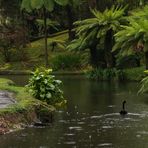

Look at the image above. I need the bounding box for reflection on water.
[0,75,148,148]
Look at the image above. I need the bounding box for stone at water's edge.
[0,91,16,108]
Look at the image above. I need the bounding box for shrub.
[86,67,145,81]
[50,53,82,71]
[116,69,126,81]
[86,68,125,81]
[86,68,104,80]
[103,68,116,80]
[26,69,64,105]
[86,68,115,80]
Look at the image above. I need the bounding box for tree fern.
[67,6,126,68]
[113,4,148,69]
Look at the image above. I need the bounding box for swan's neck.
[123,102,125,110]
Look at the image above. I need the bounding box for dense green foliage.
[86,68,125,81]
[67,6,126,68]
[21,0,68,12]
[26,69,64,104]
[1,0,148,85]
[87,67,145,81]
[113,4,148,69]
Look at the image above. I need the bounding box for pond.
[0,75,148,148]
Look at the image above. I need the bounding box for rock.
[0,91,16,109]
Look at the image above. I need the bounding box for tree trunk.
[145,51,148,69]
[3,47,10,62]
[89,42,99,68]
[43,7,48,68]
[104,29,114,68]
[66,5,75,40]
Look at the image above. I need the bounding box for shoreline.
[0,70,85,75]
[0,78,55,135]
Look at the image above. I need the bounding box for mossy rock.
[36,106,55,123]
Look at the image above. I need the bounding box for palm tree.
[67,6,126,68]
[21,0,68,67]
[113,5,148,69]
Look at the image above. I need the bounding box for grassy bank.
[0,78,55,134]
[0,31,69,71]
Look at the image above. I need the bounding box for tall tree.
[64,0,83,40]
[21,0,68,67]
[113,5,148,69]
[67,6,126,68]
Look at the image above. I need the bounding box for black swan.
[120,100,127,115]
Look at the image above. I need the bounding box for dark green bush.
[86,68,125,81]
[116,69,126,81]
[86,67,145,81]
[26,69,64,105]
[103,68,116,80]
[50,53,82,71]
[86,68,104,80]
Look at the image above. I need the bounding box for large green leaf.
[31,0,44,9]
[21,0,32,12]
[54,0,69,6]
[44,0,55,11]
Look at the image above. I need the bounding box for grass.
[25,31,69,68]
[0,30,89,72]
[0,78,55,115]
[0,31,69,71]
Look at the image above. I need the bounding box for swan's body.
[120,100,127,115]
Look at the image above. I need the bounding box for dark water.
[1,75,148,148]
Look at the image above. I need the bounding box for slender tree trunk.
[89,42,99,68]
[4,47,10,62]
[66,5,75,40]
[145,51,148,69]
[43,7,48,67]
[104,29,114,68]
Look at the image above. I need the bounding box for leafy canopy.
[113,4,148,56]
[21,0,69,12]
[67,6,126,51]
